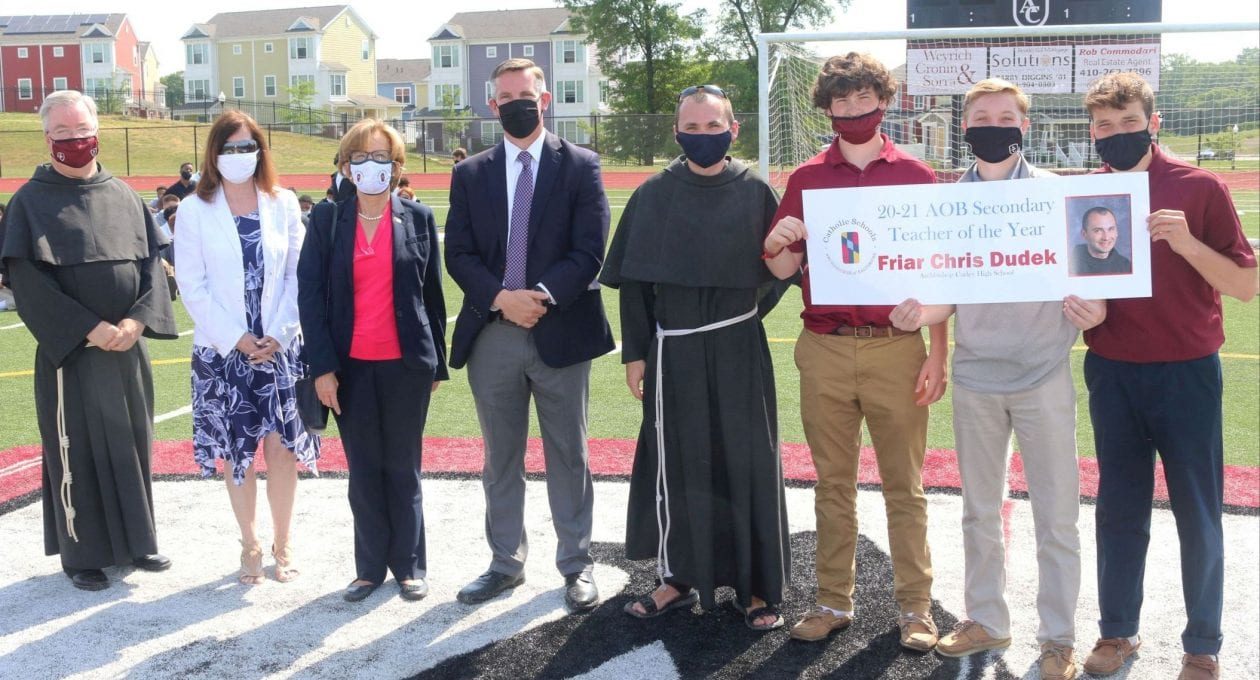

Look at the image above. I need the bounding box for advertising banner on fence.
[802,173,1152,305]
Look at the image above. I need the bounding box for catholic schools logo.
[1014,0,1049,27]
[823,217,877,274]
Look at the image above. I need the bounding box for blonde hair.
[963,78,1030,118]
[40,90,98,131]
[337,119,407,190]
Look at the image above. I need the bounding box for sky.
[17,0,1260,76]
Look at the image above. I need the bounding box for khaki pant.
[954,362,1081,644]
[796,328,932,613]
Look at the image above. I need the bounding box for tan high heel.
[272,543,298,583]
[240,541,264,585]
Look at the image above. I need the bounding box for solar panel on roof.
[85,14,109,24]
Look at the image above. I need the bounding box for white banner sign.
[906,47,986,95]
[1074,43,1161,92]
[988,46,1074,93]
[802,173,1152,305]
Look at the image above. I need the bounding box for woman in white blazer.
[174,111,319,585]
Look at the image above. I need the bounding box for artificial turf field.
[0,184,1257,680]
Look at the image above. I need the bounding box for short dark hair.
[1084,72,1155,119]
[155,185,167,193]
[298,194,314,205]
[1081,206,1115,231]
[179,161,193,171]
[812,52,898,110]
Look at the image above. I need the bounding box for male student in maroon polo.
[763,52,948,651]
[1078,72,1257,680]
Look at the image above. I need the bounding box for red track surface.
[2,438,1257,508]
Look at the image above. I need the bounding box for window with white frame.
[435,83,461,108]
[186,79,210,101]
[17,78,33,99]
[361,39,370,60]
[86,43,110,65]
[17,47,28,58]
[557,40,583,64]
[599,80,609,104]
[481,121,504,146]
[913,95,927,111]
[329,73,346,98]
[485,80,494,102]
[555,119,587,143]
[53,46,64,57]
[264,42,274,53]
[290,74,315,88]
[289,37,311,60]
[185,43,208,65]
[53,77,68,90]
[556,80,584,104]
[233,76,245,98]
[485,46,497,58]
[264,75,277,97]
[233,44,242,55]
[433,44,459,69]
[522,44,534,57]
[83,78,109,98]
[394,87,411,105]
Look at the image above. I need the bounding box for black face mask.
[675,130,732,169]
[180,170,193,181]
[498,98,541,139]
[964,126,1023,163]
[1094,129,1152,171]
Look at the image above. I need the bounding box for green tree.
[436,90,471,151]
[563,0,706,164]
[281,79,327,132]
[718,0,839,63]
[160,71,184,108]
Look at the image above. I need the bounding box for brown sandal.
[272,544,298,583]
[240,541,264,585]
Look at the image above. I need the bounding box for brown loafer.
[936,620,1011,657]
[1177,654,1220,680]
[1084,637,1141,676]
[790,607,853,641]
[898,612,939,652]
[1039,642,1078,680]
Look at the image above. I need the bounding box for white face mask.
[216,151,258,184]
[349,160,393,195]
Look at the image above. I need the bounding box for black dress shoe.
[457,570,524,604]
[343,581,379,602]
[399,578,429,601]
[564,572,599,612]
[133,554,172,572]
[64,567,110,591]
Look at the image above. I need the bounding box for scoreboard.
[907,0,1162,29]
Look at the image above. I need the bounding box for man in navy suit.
[445,58,614,613]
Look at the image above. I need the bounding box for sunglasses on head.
[221,139,259,155]
[678,85,726,101]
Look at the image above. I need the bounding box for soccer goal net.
[758,22,1260,213]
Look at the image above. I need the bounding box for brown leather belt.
[830,324,916,338]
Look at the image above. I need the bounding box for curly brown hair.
[811,52,898,111]
[1084,72,1154,119]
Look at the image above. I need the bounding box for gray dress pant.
[467,320,594,578]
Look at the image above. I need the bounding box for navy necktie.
[504,150,533,290]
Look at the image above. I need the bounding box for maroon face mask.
[50,135,99,168]
[830,108,885,144]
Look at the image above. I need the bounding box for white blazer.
[174,185,305,358]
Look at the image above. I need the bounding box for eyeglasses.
[221,140,259,155]
[678,85,726,101]
[349,151,394,164]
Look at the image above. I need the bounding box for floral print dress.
[191,211,319,484]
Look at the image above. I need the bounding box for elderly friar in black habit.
[0,91,177,591]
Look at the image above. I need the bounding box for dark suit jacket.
[330,171,357,203]
[298,194,449,381]
[444,132,614,369]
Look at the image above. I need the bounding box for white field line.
[178,330,194,337]
[154,405,192,423]
[0,321,25,330]
[0,457,40,478]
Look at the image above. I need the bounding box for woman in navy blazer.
[175,111,320,586]
[297,120,448,602]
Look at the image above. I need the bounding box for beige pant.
[952,361,1080,644]
[796,328,933,614]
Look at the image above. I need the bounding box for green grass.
[1,193,1257,467]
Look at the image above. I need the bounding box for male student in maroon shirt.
[1078,72,1257,680]
[763,52,947,652]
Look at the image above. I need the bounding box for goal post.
[756,21,1260,212]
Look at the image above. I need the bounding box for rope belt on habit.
[56,366,78,542]
[652,306,758,579]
